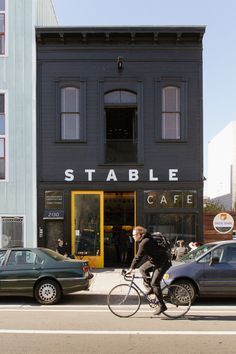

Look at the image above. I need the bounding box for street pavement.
[1,269,236,353]
[88,268,128,294]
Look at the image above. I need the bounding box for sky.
[53,0,236,194]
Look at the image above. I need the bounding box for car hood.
[165,261,201,279]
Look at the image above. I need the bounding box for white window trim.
[0,0,8,57]
[0,89,8,182]
[0,214,25,248]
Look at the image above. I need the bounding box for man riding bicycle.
[126,226,171,315]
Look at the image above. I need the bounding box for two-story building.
[36,26,205,267]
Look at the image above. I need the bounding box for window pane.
[104,90,137,104]
[0,34,4,54]
[0,0,5,11]
[0,159,4,178]
[162,86,180,111]
[61,113,80,139]
[0,94,4,112]
[0,14,4,33]
[120,91,137,104]
[0,114,5,134]
[2,217,24,247]
[162,113,180,139]
[74,194,101,256]
[0,138,4,156]
[61,87,79,112]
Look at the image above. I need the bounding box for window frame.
[98,80,144,165]
[155,78,187,142]
[0,215,25,248]
[0,90,7,181]
[55,79,86,143]
[0,0,6,56]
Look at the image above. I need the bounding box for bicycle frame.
[123,272,169,301]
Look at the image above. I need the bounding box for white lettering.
[65,169,74,182]
[147,195,154,204]
[129,169,139,181]
[85,169,95,181]
[160,195,167,204]
[187,195,193,204]
[169,169,178,181]
[174,195,180,204]
[149,169,158,181]
[106,169,117,181]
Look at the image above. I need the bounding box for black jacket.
[130,233,169,269]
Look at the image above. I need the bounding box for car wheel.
[174,280,197,303]
[34,279,61,305]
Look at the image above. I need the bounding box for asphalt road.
[0,294,236,354]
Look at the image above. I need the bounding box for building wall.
[0,0,57,247]
[36,28,205,263]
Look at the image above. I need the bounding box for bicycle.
[107,269,191,319]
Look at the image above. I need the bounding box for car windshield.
[180,243,216,263]
[41,248,67,261]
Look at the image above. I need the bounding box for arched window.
[61,87,80,140]
[104,90,137,105]
[162,86,180,139]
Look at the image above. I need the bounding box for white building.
[208,121,236,210]
[0,0,57,248]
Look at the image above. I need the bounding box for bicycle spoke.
[107,284,141,318]
[162,284,191,319]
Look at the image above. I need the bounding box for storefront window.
[74,194,101,256]
[145,213,196,246]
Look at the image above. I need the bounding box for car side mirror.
[209,256,219,266]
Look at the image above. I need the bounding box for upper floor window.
[162,86,180,139]
[0,93,5,179]
[104,90,138,164]
[61,87,80,140]
[0,0,5,55]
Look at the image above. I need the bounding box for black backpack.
[151,232,171,259]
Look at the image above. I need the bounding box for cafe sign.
[144,190,197,209]
[213,213,234,234]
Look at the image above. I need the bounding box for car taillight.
[83,265,89,273]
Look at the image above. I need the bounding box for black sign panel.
[45,191,64,209]
[144,190,197,209]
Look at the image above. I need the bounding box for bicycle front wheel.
[162,284,191,319]
[107,284,141,318]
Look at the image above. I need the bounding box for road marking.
[0,329,236,335]
[0,308,236,314]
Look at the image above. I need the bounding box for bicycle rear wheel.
[162,284,191,319]
[107,284,141,318]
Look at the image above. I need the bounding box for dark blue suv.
[163,241,236,303]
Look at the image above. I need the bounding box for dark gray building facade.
[36,26,205,268]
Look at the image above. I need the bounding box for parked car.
[163,240,236,303]
[0,247,93,305]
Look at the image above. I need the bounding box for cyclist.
[126,226,171,315]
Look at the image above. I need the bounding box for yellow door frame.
[71,191,104,268]
[71,190,136,268]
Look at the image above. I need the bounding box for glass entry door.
[71,191,104,268]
